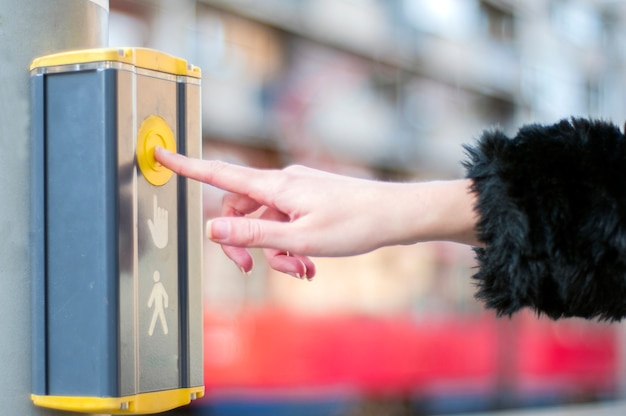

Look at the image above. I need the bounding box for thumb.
[206,217,292,251]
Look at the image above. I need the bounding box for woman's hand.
[155,147,479,280]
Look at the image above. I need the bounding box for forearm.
[380,179,480,247]
[418,179,480,246]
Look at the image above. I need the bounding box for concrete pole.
[0,0,108,414]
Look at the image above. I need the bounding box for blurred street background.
[109,1,626,414]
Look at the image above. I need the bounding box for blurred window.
[479,1,515,42]
[403,0,481,39]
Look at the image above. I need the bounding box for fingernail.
[206,219,229,240]
[306,275,314,282]
[154,146,169,156]
[240,266,252,276]
[288,272,303,280]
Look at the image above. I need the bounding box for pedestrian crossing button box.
[30,47,204,414]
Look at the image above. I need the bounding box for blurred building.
[109,1,626,414]
[108,0,626,314]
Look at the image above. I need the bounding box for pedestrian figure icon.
[147,270,169,336]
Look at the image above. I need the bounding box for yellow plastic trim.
[29,47,201,78]
[31,386,204,415]
[136,115,176,186]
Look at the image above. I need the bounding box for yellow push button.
[137,115,176,186]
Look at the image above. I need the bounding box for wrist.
[383,179,479,247]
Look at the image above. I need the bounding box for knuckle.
[266,164,308,192]
[221,193,238,215]
[241,220,264,246]
[283,164,307,174]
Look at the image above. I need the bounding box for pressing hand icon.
[148,194,169,249]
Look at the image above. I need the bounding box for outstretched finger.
[155,147,276,199]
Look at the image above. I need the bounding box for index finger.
[154,146,273,196]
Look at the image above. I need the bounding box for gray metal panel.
[45,69,119,397]
[175,81,191,388]
[181,81,204,388]
[30,73,47,396]
[135,73,180,393]
[116,68,139,397]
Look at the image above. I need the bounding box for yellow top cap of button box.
[30,47,201,78]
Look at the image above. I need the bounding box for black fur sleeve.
[463,118,626,320]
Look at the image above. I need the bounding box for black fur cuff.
[463,118,626,320]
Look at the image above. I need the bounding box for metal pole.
[0,0,108,414]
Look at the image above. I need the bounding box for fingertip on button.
[137,115,176,186]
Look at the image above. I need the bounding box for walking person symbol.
[148,270,169,336]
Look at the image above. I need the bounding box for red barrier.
[202,309,617,399]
